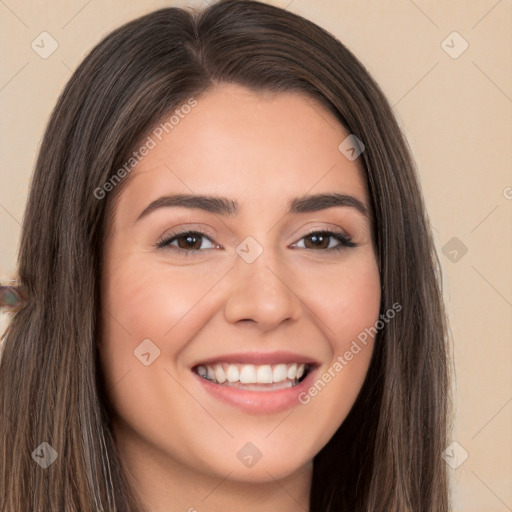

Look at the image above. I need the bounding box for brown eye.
[174,233,203,250]
[295,230,356,252]
[156,230,216,253]
[304,232,330,249]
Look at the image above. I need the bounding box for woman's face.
[99,83,380,489]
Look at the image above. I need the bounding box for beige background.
[1,1,511,510]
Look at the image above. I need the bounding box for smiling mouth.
[192,362,313,391]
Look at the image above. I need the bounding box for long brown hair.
[0,1,452,510]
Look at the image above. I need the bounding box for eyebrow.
[135,192,370,222]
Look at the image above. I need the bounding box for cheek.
[102,251,213,334]
[98,252,224,386]
[295,252,381,435]
[324,252,381,384]
[331,265,381,349]
[304,251,381,346]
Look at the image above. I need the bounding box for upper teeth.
[195,363,307,384]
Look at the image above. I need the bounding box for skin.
[98,82,381,512]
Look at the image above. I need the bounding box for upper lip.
[191,351,319,367]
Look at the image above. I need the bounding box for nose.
[223,244,302,332]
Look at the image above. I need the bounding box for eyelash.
[155,228,357,255]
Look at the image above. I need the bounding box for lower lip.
[192,367,318,414]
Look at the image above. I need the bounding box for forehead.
[113,83,369,222]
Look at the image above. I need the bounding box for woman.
[0,0,451,510]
